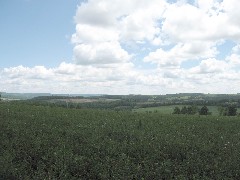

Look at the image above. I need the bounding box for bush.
[199,106,209,115]
[173,107,181,114]
[218,105,237,116]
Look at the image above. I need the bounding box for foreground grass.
[1,102,240,179]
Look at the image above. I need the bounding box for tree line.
[172,105,210,115]
[173,105,238,116]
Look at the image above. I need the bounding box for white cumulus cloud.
[1,0,240,94]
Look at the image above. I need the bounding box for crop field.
[1,102,240,179]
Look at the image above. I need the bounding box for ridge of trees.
[218,105,238,116]
[173,105,239,116]
[173,105,206,115]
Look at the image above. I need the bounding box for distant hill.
[0,92,103,100]
[1,93,51,100]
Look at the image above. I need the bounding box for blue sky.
[0,0,79,68]
[0,0,240,94]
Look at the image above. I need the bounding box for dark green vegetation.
[172,105,200,115]
[1,102,240,179]
[172,105,239,116]
[172,105,212,115]
[133,105,240,116]
[218,105,238,116]
[199,106,209,115]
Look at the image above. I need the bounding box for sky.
[0,0,240,94]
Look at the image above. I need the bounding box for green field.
[1,102,240,179]
[133,105,240,116]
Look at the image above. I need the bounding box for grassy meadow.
[1,102,240,179]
